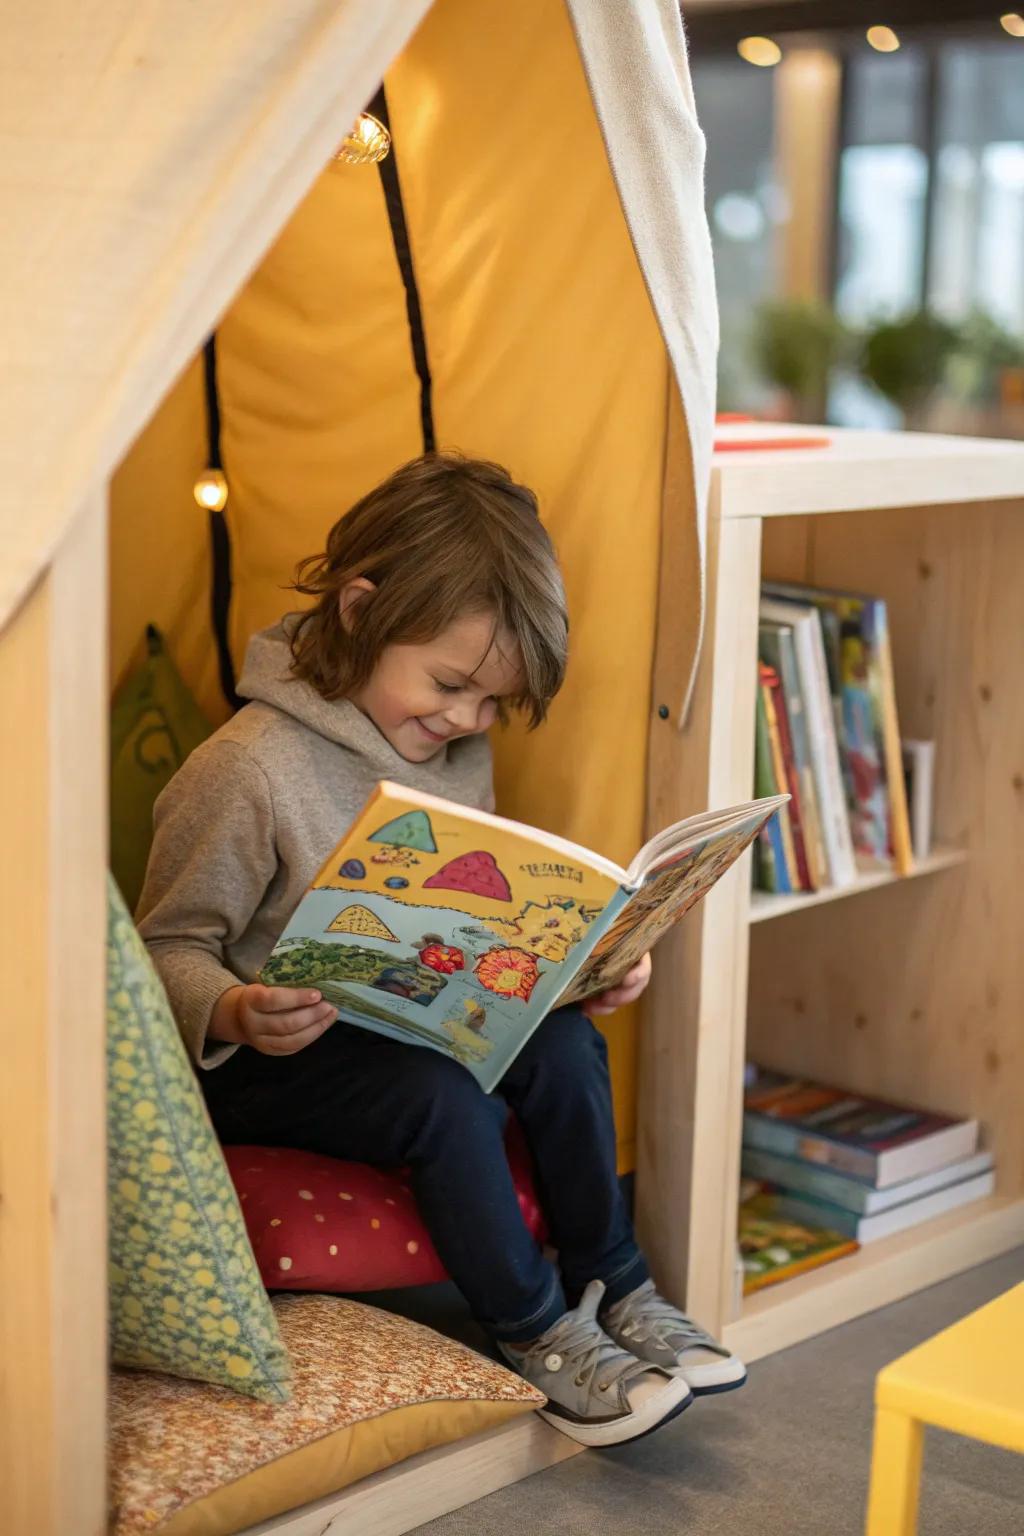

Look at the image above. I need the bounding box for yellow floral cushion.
[107,876,291,1402]
[109,1293,544,1536]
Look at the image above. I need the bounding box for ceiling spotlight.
[866,25,901,52]
[1000,13,1024,37]
[737,36,782,67]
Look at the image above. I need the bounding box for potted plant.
[858,311,961,428]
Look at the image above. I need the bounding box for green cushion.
[110,625,211,913]
[107,875,292,1403]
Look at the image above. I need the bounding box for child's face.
[352,612,525,763]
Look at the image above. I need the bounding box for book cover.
[261,783,786,1092]
[743,1070,979,1188]
[761,623,816,890]
[738,1191,858,1294]
[760,663,801,890]
[740,1145,994,1215]
[761,620,822,897]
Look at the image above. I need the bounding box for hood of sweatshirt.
[234,619,490,789]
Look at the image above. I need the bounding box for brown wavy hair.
[288,453,568,727]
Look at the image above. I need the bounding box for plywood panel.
[750,500,1024,1196]
[0,495,108,1534]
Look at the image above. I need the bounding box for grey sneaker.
[602,1279,747,1395]
[499,1280,692,1446]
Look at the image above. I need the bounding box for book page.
[261,786,624,1092]
[560,811,771,1005]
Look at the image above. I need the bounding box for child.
[137,453,745,1446]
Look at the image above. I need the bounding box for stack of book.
[738,1070,993,1290]
[753,581,936,896]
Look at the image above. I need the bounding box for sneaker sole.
[688,1371,748,1397]
[536,1378,693,1448]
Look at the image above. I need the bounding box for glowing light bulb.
[193,468,228,513]
[1000,13,1024,37]
[866,25,900,52]
[737,36,782,67]
[334,112,391,166]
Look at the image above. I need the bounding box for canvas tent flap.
[0,0,432,635]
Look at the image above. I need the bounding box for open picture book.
[261,783,786,1091]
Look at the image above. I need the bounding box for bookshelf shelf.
[722,1196,1024,1365]
[637,426,1024,1363]
[748,846,968,925]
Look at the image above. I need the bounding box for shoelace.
[607,1284,721,1352]
[518,1312,654,1398]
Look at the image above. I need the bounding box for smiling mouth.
[415,719,450,744]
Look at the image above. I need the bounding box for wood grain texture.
[235,1416,582,1536]
[638,443,762,1333]
[0,494,108,1535]
[750,501,1024,1200]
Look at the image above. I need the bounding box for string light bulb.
[1000,13,1024,36]
[737,36,782,67]
[334,112,391,166]
[866,25,901,52]
[193,468,228,513]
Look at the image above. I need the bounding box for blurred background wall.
[685,2,1024,435]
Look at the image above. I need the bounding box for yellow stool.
[865,1281,1024,1535]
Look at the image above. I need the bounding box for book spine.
[754,677,786,893]
[902,738,936,861]
[760,665,802,890]
[766,662,813,890]
[742,1113,878,1181]
[871,600,914,874]
[776,628,826,889]
[793,613,857,886]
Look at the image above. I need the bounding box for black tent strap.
[202,334,241,709]
[370,84,436,454]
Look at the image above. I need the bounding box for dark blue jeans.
[201,1006,648,1342]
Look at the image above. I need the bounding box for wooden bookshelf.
[636,427,1024,1362]
[748,846,968,924]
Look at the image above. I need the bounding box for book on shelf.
[763,582,913,876]
[754,667,792,894]
[740,1145,994,1216]
[738,1189,858,1294]
[744,1068,979,1188]
[759,617,827,889]
[902,738,936,861]
[752,1167,996,1245]
[759,662,802,891]
[259,781,786,1093]
[758,596,856,887]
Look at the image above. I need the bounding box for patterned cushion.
[107,876,292,1402]
[110,624,210,912]
[224,1119,547,1293]
[109,1293,543,1536]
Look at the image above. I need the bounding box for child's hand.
[583,952,652,1017]
[212,983,337,1054]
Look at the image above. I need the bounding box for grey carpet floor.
[412,1248,1024,1536]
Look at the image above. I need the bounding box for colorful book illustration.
[763,583,913,874]
[738,1190,858,1295]
[751,1168,995,1246]
[759,596,856,887]
[759,629,820,890]
[740,1145,994,1217]
[744,1070,978,1188]
[261,783,787,1092]
[759,618,826,889]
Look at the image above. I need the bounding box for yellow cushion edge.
[155,1396,536,1536]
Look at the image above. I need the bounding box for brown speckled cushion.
[109,1293,544,1536]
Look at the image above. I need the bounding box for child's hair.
[288,453,568,727]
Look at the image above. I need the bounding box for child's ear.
[338,578,377,633]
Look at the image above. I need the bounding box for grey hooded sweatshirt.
[136,619,494,1069]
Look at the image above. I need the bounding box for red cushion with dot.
[224,1121,547,1293]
